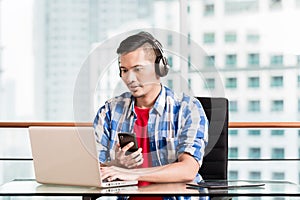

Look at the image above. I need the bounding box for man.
[93,31,208,185]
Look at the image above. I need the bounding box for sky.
[1,0,34,118]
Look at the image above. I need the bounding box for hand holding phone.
[118,132,138,154]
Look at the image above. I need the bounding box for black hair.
[116,31,162,57]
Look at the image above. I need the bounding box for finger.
[128,157,144,168]
[128,148,142,158]
[121,142,134,153]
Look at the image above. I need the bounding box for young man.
[93,31,208,185]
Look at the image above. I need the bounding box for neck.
[135,84,161,108]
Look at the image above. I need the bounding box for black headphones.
[118,32,170,77]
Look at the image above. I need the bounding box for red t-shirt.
[131,106,162,200]
[134,106,152,187]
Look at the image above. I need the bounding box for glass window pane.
[167,79,173,89]
[248,130,261,136]
[225,54,237,67]
[248,53,260,67]
[247,33,260,43]
[270,76,283,87]
[204,55,215,67]
[229,171,239,180]
[271,100,284,112]
[271,130,284,136]
[270,55,283,66]
[226,77,237,88]
[203,32,215,44]
[229,147,238,158]
[225,32,237,43]
[249,171,261,180]
[229,129,238,136]
[249,147,261,159]
[272,148,285,159]
[229,100,238,112]
[248,77,260,88]
[204,3,215,16]
[224,0,259,14]
[248,100,260,112]
[204,78,215,89]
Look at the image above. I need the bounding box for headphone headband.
[118,32,170,77]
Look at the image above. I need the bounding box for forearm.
[132,154,199,183]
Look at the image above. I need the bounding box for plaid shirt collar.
[125,84,166,119]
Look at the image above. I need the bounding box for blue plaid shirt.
[94,86,208,184]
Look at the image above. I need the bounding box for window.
[167,34,173,46]
[269,0,282,10]
[225,0,259,14]
[271,100,284,112]
[248,100,260,112]
[167,79,173,89]
[225,32,237,43]
[187,4,190,13]
[270,55,283,66]
[229,147,238,158]
[270,76,283,87]
[248,130,261,136]
[204,78,215,89]
[226,77,237,88]
[249,171,261,180]
[203,32,215,44]
[297,55,300,65]
[188,55,191,69]
[271,130,284,136]
[167,56,173,68]
[229,129,238,136]
[229,100,238,112]
[272,172,285,180]
[248,77,260,88]
[187,33,191,45]
[204,3,214,16]
[248,53,260,67]
[229,171,238,180]
[225,54,237,68]
[204,55,215,67]
[249,147,261,159]
[298,76,300,87]
[188,78,192,90]
[298,99,300,112]
[272,148,285,159]
[247,33,260,43]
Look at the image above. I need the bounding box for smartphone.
[118,132,138,154]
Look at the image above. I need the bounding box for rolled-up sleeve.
[93,104,111,163]
[177,97,209,167]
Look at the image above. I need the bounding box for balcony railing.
[1,121,300,128]
[1,121,300,184]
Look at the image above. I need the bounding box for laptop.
[28,126,138,188]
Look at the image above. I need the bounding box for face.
[119,47,160,98]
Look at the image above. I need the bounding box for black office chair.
[197,97,228,180]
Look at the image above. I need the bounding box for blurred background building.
[1,0,300,190]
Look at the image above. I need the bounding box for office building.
[33,0,153,121]
[154,0,300,184]
[32,0,300,184]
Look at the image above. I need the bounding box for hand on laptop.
[101,166,140,182]
[114,142,144,168]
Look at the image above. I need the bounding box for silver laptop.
[28,126,137,188]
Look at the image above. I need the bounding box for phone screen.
[118,132,138,153]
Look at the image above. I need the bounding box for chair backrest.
[196,97,228,180]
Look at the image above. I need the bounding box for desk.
[0,180,300,200]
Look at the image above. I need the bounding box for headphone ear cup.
[155,56,169,77]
